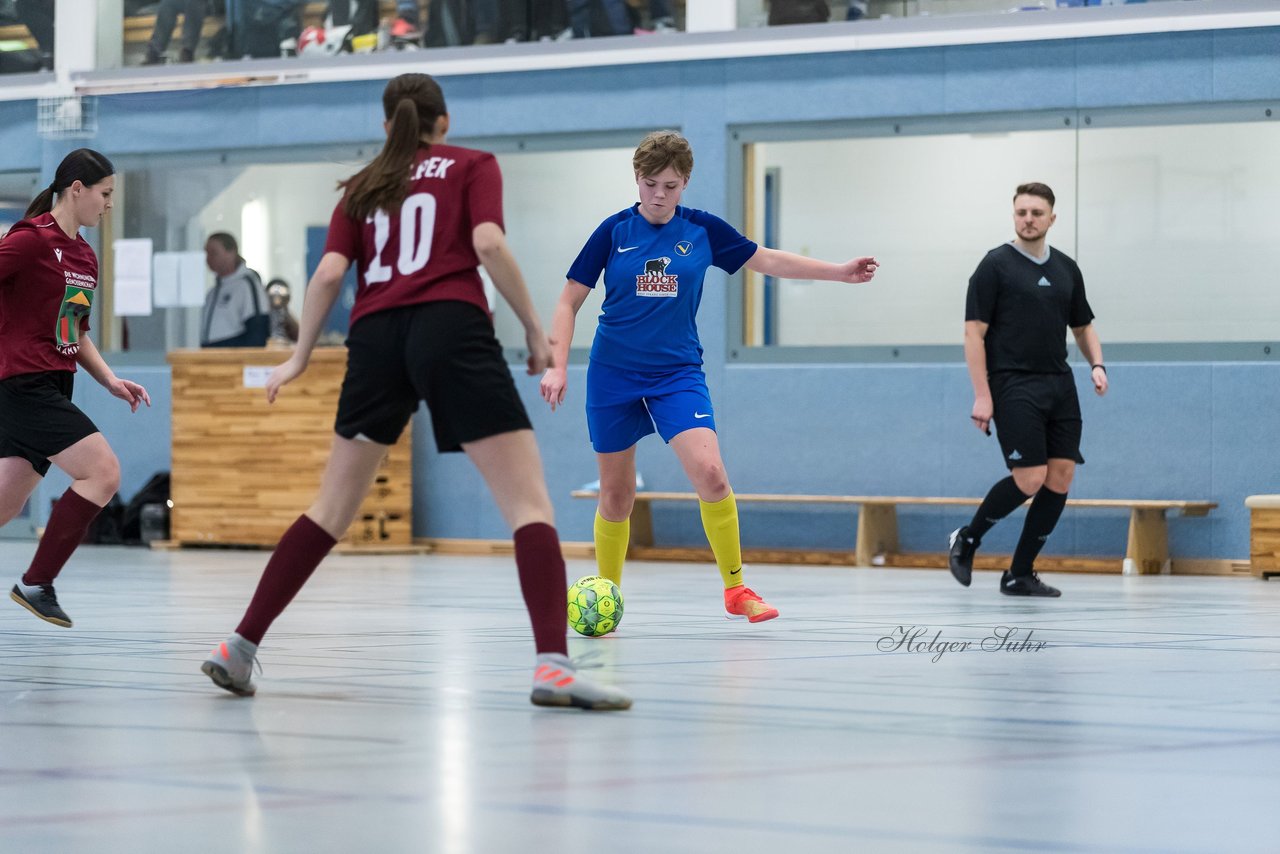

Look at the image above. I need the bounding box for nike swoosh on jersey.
[617,246,639,253]
[694,412,712,419]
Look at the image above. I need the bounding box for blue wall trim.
[5,26,1278,558]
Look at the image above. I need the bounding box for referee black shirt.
[965,243,1095,374]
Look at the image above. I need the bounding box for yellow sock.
[700,492,744,589]
[593,510,629,587]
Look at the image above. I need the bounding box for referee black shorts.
[334,300,532,453]
[0,371,100,477]
[990,370,1084,469]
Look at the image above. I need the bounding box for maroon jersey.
[0,214,97,380]
[325,144,504,326]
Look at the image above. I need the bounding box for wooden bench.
[571,490,1217,575]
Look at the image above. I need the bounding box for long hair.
[340,74,447,221]
[25,148,115,220]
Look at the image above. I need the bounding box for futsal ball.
[567,575,624,637]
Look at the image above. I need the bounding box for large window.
[738,106,1280,358]
[111,138,639,354]
[0,170,40,232]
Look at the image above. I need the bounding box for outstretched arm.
[265,251,348,403]
[474,221,551,375]
[539,280,592,411]
[743,246,878,283]
[76,334,150,412]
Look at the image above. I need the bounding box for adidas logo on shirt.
[1008,450,1023,461]
[1037,276,1051,287]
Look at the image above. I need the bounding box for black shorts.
[990,371,1084,469]
[334,300,532,453]
[0,371,100,476]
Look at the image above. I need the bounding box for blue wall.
[10,25,1280,558]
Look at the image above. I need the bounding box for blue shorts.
[585,361,716,454]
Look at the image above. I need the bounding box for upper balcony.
[2,0,1278,101]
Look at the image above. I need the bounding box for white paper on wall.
[113,238,153,316]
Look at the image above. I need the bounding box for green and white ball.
[567,575,624,637]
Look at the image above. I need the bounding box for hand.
[265,357,306,403]
[525,329,553,375]
[107,377,151,413]
[840,256,879,283]
[1091,365,1108,396]
[971,396,993,435]
[540,367,568,411]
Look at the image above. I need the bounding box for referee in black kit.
[948,182,1108,597]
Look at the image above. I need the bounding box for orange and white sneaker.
[530,653,631,711]
[201,633,260,697]
[724,585,779,623]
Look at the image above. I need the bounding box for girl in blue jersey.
[541,131,877,623]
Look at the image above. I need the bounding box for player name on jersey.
[410,156,456,180]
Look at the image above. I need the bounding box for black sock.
[1010,487,1068,576]
[966,476,1033,541]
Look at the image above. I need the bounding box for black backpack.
[121,472,171,545]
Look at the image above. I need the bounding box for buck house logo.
[636,256,678,297]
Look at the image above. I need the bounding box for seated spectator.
[13,0,54,70]
[646,0,677,33]
[143,0,209,65]
[768,0,830,26]
[562,0,630,39]
[201,233,270,348]
[265,278,300,345]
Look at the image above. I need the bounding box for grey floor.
[1,544,1277,854]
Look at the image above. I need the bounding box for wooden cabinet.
[1245,495,1280,579]
[167,348,412,548]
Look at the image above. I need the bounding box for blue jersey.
[567,204,757,370]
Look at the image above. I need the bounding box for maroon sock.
[235,515,337,645]
[514,522,569,656]
[23,488,103,586]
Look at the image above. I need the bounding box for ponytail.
[24,186,56,220]
[341,98,422,222]
[339,73,448,222]
[25,148,115,221]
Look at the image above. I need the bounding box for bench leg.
[628,500,654,556]
[1125,508,1170,575]
[856,503,899,567]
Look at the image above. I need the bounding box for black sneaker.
[999,571,1061,598]
[10,584,73,627]
[948,527,978,587]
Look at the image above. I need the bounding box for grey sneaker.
[10,583,72,628]
[530,652,631,711]
[201,634,260,696]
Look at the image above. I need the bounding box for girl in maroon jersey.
[0,148,151,628]
[202,73,630,710]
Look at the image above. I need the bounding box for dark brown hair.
[633,131,693,180]
[1014,182,1055,208]
[206,232,239,254]
[25,148,115,220]
[340,73,447,221]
